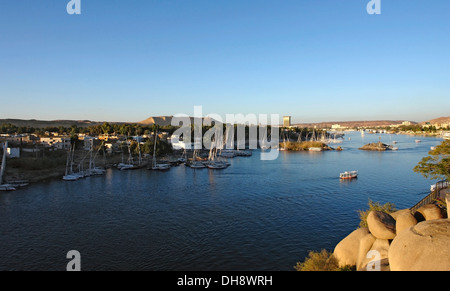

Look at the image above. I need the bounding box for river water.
[0,132,444,270]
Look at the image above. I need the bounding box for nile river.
[0,132,444,270]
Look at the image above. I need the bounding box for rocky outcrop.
[389,219,450,271]
[359,142,391,151]
[334,228,370,268]
[333,207,449,271]
[415,204,443,221]
[367,211,396,239]
[447,194,450,218]
[392,210,417,235]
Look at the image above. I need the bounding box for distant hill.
[0,119,106,128]
[292,120,416,128]
[138,116,218,126]
[139,116,174,126]
[420,116,450,125]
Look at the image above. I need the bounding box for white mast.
[0,142,7,185]
[153,131,158,168]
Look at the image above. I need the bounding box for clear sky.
[0,0,449,123]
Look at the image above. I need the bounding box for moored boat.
[340,171,358,180]
[309,147,323,152]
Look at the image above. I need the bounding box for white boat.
[219,150,236,158]
[189,161,206,169]
[207,161,230,169]
[206,139,230,169]
[152,164,170,171]
[340,171,358,180]
[415,140,422,143]
[188,149,206,168]
[62,174,79,181]
[0,185,16,191]
[430,181,449,192]
[309,147,323,152]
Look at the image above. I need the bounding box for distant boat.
[309,147,322,152]
[340,171,358,180]
[189,161,206,169]
[0,184,16,191]
[206,139,230,170]
[415,140,422,143]
[62,174,79,181]
[207,161,230,170]
[188,149,206,169]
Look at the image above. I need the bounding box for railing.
[410,180,448,213]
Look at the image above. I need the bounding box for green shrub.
[294,249,353,271]
[358,199,397,228]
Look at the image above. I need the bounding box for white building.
[170,134,202,150]
[7,147,20,158]
[40,137,71,150]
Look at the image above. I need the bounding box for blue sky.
[0,0,449,123]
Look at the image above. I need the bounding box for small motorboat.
[340,171,358,180]
[0,184,17,191]
[189,161,206,169]
[207,161,230,170]
[309,147,323,152]
[151,164,171,171]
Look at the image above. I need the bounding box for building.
[283,116,291,128]
[7,147,20,158]
[40,137,71,150]
[170,135,202,150]
[331,124,348,130]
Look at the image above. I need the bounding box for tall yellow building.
[283,116,291,127]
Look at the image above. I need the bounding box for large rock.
[415,204,443,221]
[334,228,370,267]
[356,233,376,270]
[390,209,411,220]
[359,239,391,271]
[395,211,417,235]
[389,219,450,271]
[446,194,450,219]
[367,211,396,240]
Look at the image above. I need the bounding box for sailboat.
[151,132,170,171]
[0,142,17,191]
[88,140,106,175]
[188,149,206,169]
[206,139,230,170]
[118,139,137,170]
[63,143,80,181]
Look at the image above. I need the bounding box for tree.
[414,140,450,181]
